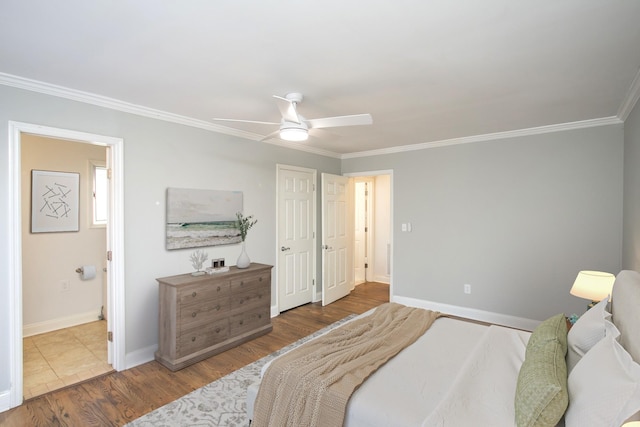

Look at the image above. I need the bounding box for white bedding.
[421,324,529,426]
[344,317,499,427]
[247,314,531,427]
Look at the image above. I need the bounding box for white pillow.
[566,297,614,372]
[565,334,640,427]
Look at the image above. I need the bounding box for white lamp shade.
[570,270,615,302]
[624,411,640,425]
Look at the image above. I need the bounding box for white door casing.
[7,122,125,409]
[277,165,316,312]
[354,181,366,284]
[321,173,354,306]
[354,178,374,284]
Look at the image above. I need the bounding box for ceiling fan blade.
[307,113,373,129]
[260,129,282,142]
[212,118,279,125]
[273,95,301,124]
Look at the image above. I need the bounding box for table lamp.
[570,270,615,309]
[624,411,640,425]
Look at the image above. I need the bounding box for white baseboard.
[372,275,390,284]
[23,310,102,337]
[392,295,540,331]
[0,389,10,414]
[125,344,157,370]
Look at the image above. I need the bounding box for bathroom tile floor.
[23,320,113,400]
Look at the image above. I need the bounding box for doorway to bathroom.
[21,134,111,399]
[8,122,125,408]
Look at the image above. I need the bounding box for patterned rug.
[126,314,357,427]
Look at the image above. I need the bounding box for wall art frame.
[31,169,80,233]
[166,188,243,250]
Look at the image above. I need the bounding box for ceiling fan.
[212,93,373,142]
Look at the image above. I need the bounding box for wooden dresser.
[155,263,272,371]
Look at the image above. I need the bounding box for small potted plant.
[235,212,257,268]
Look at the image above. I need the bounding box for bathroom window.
[92,162,108,226]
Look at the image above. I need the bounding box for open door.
[321,173,354,305]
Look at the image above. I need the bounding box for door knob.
[281,246,291,251]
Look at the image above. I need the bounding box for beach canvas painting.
[166,188,243,250]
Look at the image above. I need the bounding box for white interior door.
[277,165,316,312]
[322,173,354,306]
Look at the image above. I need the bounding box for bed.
[247,270,640,427]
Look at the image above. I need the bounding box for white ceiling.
[1,1,640,157]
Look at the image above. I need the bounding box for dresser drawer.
[230,272,270,293]
[229,306,270,336]
[179,296,230,329]
[230,286,269,310]
[177,317,229,357]
[179,281,230,304]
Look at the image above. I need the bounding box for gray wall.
[0,85,340,395]
[343,125,624,321]
[623,98,640,270]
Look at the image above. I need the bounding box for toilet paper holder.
[76,265,97,280]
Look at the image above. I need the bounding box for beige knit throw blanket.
[251,302,440,427]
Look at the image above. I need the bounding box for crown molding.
[341,116,623,159]
[0,72,342,159]
[0,73,263,139]
[0,72,628,161]
[617,67,640,121]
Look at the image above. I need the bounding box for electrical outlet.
[464,284,471,294]
[60,280,70,292]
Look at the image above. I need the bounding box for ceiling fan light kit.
[212,92,372,142]
[280,125,309,142]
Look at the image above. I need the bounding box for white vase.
[236,241,250,268]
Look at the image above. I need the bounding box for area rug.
[126,314,357,427]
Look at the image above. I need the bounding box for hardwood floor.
[0,282,389,427]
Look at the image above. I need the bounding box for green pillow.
[526,313,568,355]
[515,314,569,427]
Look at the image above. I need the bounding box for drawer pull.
[259,277,263,281]
[215,327,221,333]
[215,304,220,311]
[239,298,244,304]
[191,337,196,342]
[240,281,244,286]
[239,320,244,325]
[192,312,197,318]
[217,286,221,292]
[192,292,197,298]
[258,314,262,319]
